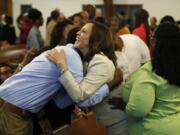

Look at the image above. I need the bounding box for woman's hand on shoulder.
[46,48,67,70]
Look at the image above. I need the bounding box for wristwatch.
[18,64,24,71]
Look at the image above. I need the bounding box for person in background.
[59,12,66,22]
[110,14,130,39]
[151,15,176,58]
[0,15,16,44]
[83,4,96,20]
[111,22,180,135]
[132,9,151,48]
[0,14,6,36]
[109,15,120,38]
[0,14,6,26]
[117,14,131,35]
[95,8,102,17]
[45,9,60,47]
[71,13,84,28]
[19,13,33,44]
[50,19,74,47]
[160,15,175,24]
[26,8,44,52]
[80,11,89,24]
[176,20,180,28]
[150,16,158,32]
[115,34,150,81]
[87,34,149,135]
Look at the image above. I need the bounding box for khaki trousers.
[0,99,33,135]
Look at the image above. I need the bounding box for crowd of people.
[0,4,180,135]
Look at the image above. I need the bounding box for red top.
[132,24,146,44]
[19,19,32,44]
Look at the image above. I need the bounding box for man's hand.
[107,67,123,91]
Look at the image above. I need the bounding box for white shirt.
[120,34,150,75]
[115,51,130,81]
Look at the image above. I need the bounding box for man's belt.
[0,98,31,119]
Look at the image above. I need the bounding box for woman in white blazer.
[47,22,123,134]
[47,22,121,101]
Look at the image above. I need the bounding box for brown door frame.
[0,0,12,16]
[103,0,114,21]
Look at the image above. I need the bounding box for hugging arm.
[47,49,116,102]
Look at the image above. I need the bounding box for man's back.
[0,44,83,113]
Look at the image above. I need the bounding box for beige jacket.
[59,53,115,102]
[45,20,57,46]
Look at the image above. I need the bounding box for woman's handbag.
[52,106,107,135]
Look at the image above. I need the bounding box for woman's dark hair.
[135,9,150,47]
[95,16,107,25]
[160,15,175,24]
[83,4,96,20]
[72,13,83,20]
[85,22,116,65]
[151,23,180,87]
[5,15,13,25]
[28,8,42,23]
[71,13,83,27]
[66,27,79,44]
[51,10,60,20]
[46,10,59,26]
[50,19,73,47]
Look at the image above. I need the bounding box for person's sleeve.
[53,94,74,109]
[125,81,155,119]
[27,33,41,51]
[32,34,41,51]
[121,83,132,103]
[59,55,115,102]
[78,84,109,107]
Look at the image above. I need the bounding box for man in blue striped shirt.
[0,44,109,135]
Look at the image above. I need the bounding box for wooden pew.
[0,48,26,63]
[0,44,27,83]
[0,41,25,51]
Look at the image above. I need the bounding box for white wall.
[13,0,180,38]
[114,0,180,21]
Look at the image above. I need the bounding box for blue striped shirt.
[0,44,109,113]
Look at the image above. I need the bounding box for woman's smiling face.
[74,23,93,55]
